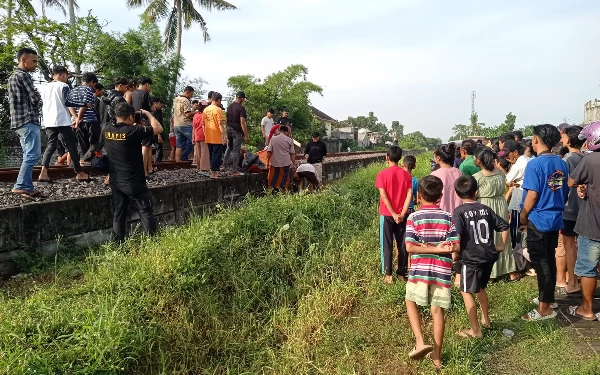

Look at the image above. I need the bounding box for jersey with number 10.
[452,202,509,267]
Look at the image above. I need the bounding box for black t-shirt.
[226,102,247,133]
[103,122,154,195]
[304,140,328,164]
[452,202,509,267]
[107,91,126,123]
[131,89,151,112]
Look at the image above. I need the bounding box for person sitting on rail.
[102,102,162,242]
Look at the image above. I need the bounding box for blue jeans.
[575,235,600,278]
[174,125,193,161]
[13,123,41,192]
[207,143,224,172]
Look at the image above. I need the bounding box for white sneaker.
[532,297,558,309]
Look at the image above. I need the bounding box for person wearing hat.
[223,91,249,176]
[303,132,327,183]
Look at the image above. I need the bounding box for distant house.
[311,106,337,137]
[332,127,372,148]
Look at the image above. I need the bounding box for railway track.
[0,151,385,182]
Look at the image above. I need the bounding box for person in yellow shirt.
[202,92,227,179]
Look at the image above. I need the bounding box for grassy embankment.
[0,153,598,375]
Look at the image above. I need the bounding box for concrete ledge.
[0,156,384,277]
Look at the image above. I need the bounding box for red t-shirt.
[375,166,412,216]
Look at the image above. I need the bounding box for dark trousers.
[224,127,243,173]
[208,143,224,172]
[379,215,409,276]
[76,121,101,161]
[510,209,521,249]
[153,141,163,163]
[42,127,82,172]
[527,221,559,303]
[111,187,157,242]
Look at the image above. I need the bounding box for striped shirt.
[405,204,460,288]
[68,85,98,123]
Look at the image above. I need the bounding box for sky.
[46,0,600,141]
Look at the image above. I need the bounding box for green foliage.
[341,111,388,134]
[227,64,324,148]
[391,120,403,138]
[398,131,442,150]
[451,112,533,141]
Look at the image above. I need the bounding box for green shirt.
[459,155,480,176]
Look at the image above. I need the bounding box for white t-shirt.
[296,163,316,174]
[42,81,72,128]
[261,116,274,136]
[506,155,531,211]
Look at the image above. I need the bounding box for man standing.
[38,66,90,183]
[278,109,292,136]
[131,77,154,175]
[151,97,165,163]
[224,91,249,175]
[69,72,100,161]
[202,92,227,179]
[261,109,275,147]
[303,132,327,183]
[459,140,479,176]
[8,48,44,199]
[267,125,295,194]
[102,102,162,242]
[173,86,197,162]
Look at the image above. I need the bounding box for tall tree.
[127,0,237,86]
[391,120,404,138]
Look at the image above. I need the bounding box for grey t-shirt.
[563,152,584,221]
[572,152,600,241]
[261,116,274,136]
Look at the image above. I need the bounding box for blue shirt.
[521,153,569,232]
[68,85,98,123]
[409,176,418,209]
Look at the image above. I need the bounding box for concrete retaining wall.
[0,155,384,277]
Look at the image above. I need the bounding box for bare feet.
[383,275,393,284]
[456,329,483,338]
[427,352,443,371]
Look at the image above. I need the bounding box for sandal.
[567,306,599,321]
[522,309,557,321]
[408,345,433,360]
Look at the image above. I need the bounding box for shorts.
[562,219,577,237]
[405,281,451,309]
[459,263,494,293]
[141,137,153,147]
[297,170,320,187]
[175,125,193,149]
[575,235,600,278]
[169,136,176,148]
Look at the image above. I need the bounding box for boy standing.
[402,155,419,212]
[520,124,569,321]
[375,146,414,283]
[453,175,510,338]
[404,175,460,370]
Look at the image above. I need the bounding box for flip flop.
[456,330,482,339]
[522,309,557,321]
[36,178,53,183]
[408,345,433,360]
[567,306,599,321]
[29,190,48,198]
[11,190,35,200]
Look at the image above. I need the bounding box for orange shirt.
[203,104,225,144]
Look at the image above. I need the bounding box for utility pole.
[470,91,478,136]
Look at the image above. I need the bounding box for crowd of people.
[376,123,600,370]
[7,48,327,241]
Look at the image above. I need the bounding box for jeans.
[175,125,193,161]
[76,121,101,161]
[111,187,157,242]
[207,143,224,172]
[42,127,82,172]
[223,127,243,173]
[575,235,600,278]
[13,123,41,193]
[527,221,559,304]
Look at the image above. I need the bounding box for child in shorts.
[453,175,510,338]
[404,175,460,370]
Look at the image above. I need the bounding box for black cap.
[497,140,521,157]
[236,91,246,99]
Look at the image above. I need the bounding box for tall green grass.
[0,152,597,375]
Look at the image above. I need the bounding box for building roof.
[311,106,336,122]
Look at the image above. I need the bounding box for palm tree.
[40,0,77,18]
[126,0,237,84]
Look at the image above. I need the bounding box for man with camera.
[102,102,163,242]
